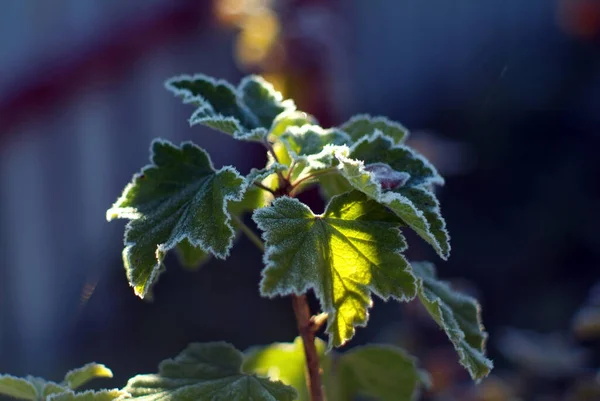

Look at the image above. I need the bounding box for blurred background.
[1,0,599,400]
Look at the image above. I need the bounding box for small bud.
[364,163,410,190]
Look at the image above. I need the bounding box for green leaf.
[175,238,211,270]
[412,262,493,380]
[0,375,38,400]
[270,111,316,138]
[243,337,328,401]
[281,125,350,171]
[124,342,297,401]
[332,345,422,401]
[107,140,246,298]
[28,377,66,399]
[253,191,417,348]
[349,132,443,187]
[64,363,113,390]
[334,134,450,260]
[340,114,409,144]
[48,390,129,401]
[165,74,295,141]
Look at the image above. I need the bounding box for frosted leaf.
[253,191,417,348]
[340,114,410,144]
[124,342,297,401]
[350,132,443,187]
[281,125,351,170]
[333,134,451,260]
[48,390,129,401]
[270,111,317,138]
[412,262,493,381]
[243,337,328,401]
[245,163,287,185]
[331,345,423,401]
[107,140,246,298]
[0,369,121,401]
[0,375,38,400]
[64,363,113,390]
[165,74,295,142]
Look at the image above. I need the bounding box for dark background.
[1,0,599,399]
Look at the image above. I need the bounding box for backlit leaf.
[64,363,113,390]
[334,133,450,259]
[253,191,417,348]
[243,337,328,401]
[340,114,409,144]
[412,262,493,380]
[281,125,350,170]
[165,74,295,141]
[124,342,297,401]
[107,140,246,298]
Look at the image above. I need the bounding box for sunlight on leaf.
[253,191,417,348]
[64,363,113,390]
[243,337,328,401]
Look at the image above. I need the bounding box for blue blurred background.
[1,0,599,399]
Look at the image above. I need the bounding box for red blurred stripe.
[0,1,211,137]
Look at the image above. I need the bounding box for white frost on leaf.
[339,114,410,144]
[164,74,296,142]
[253,191,417,348]
[330,132,450,259]
[107,139,247,298]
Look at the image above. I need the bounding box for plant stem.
[231,214,265,252]
[292,294,325,401]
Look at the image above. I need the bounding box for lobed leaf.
[124,342,297,401]
[243,337,328,401]
[349,132,443,187]
[334,133,450,259]
[339,114,409,144]
[412,262,493,381]
[165,74,295,141]
[64,363,113,390]
[107,140,246,298]
[332,345,423,401]
[253,191,417,348]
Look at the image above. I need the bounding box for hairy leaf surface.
[107,140,246,298]
[334,133,450,259]
[243,337,328,401]
[340,114,409,144]
[281,125,350,170]
[0,375,38,400]
[253,191,417,348]
[165,74,295,141]
[331,345,422,401]
[412,262,493,380]
[124,342,296,401]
